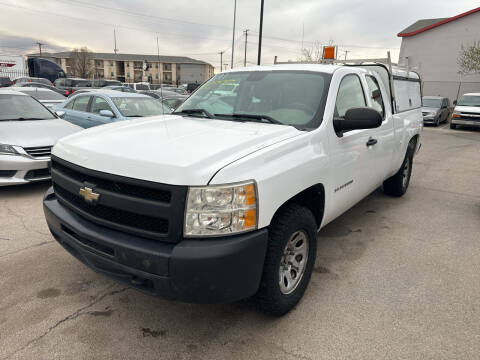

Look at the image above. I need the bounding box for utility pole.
[257,0,264,65]
[114,29,119,54]
[219,51,225,72]
[224,63,229,70]
[343,50,350,61]
[36,42,44,55]
[231,0,237,69]
[243,29,249,67]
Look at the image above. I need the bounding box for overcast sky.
[0,0,478,69]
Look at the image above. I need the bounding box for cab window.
[90,96,113,114]
[335,74,366,118]
[365,75,385,118]
[72,96,91,112]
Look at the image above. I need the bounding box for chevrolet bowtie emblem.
[79,186,100,204]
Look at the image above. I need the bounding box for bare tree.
[458,41,480,75]
[70,47,94,78]
[298,41,323,62]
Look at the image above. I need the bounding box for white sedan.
[0,89,81,186]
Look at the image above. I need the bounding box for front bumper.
[43,187,268,303]
[422,115,438,124]
[451,119,480,127]
[0,154,51,186]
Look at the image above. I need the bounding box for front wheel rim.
[278,230,309,295]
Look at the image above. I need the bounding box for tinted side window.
[90,96,112,114]
[335,74,366,118]
[64,99,74,109]
[365,75,385,118]
[72,96,90,112]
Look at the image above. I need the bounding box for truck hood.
[0,119,81,147]
[454,105,480,113]
[53,115,303,185]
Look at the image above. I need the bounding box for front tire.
[383,148,413,197]
[450,122,457,129]
[255,204,317,316]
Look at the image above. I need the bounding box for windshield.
[0,94,55,121]
[175,70,331,128]
[422,98,442,108]
[20,89,65,101]
[112,97,171,117]
[457,95,480,107]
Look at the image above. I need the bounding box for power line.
[0,2,233,45]
[52,0,233,31]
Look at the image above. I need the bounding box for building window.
[155,73,159,79]
[110,61,114,66]
[127,63,130,67]
[163,63,172,71]
[127,73,130,78]
[111,72,114,77]
[155,63,158,68]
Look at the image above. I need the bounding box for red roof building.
[397,7,480,101]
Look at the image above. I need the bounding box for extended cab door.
[361,72,395,187]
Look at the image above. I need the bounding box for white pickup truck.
[44,63,422,315]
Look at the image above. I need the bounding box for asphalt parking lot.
[1,125,479,360]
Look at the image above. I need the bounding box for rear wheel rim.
[278,230,309,295]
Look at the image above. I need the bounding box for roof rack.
[274,51,406,105]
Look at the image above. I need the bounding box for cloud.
[0,0,478,67]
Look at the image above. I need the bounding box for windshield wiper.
[173,108,215,119]
[214,113,284,125]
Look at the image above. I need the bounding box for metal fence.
[0,68,28,80]
[422,80,480,102]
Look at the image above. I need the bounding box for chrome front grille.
[24,146,52,158]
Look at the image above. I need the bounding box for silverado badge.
[79,186,100,204]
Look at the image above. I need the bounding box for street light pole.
[231,0,236,69]
[257,0,264,65]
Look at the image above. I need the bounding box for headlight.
[184,181,257,237]
[0,144,19,156]
[429,112,437,116]
[452,111,461,118]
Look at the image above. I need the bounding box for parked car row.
[0,85,185,186]
[421,93,480,130]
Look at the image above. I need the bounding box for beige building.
[398,7,480,101]
[28,51,214,85]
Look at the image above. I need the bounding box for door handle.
[366,138,378,147]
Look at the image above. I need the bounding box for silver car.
[10,87,67,110]
[0,89,81,186]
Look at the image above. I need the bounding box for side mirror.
[99,110,114,118]
[453,100,457,106]
[55,110,66,119]
[333,107,382,134]
[371,89,381,100]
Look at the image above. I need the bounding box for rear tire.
[383,147,413,197]
[255,204,317,316]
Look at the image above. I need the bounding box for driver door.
[326,73,376,222]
